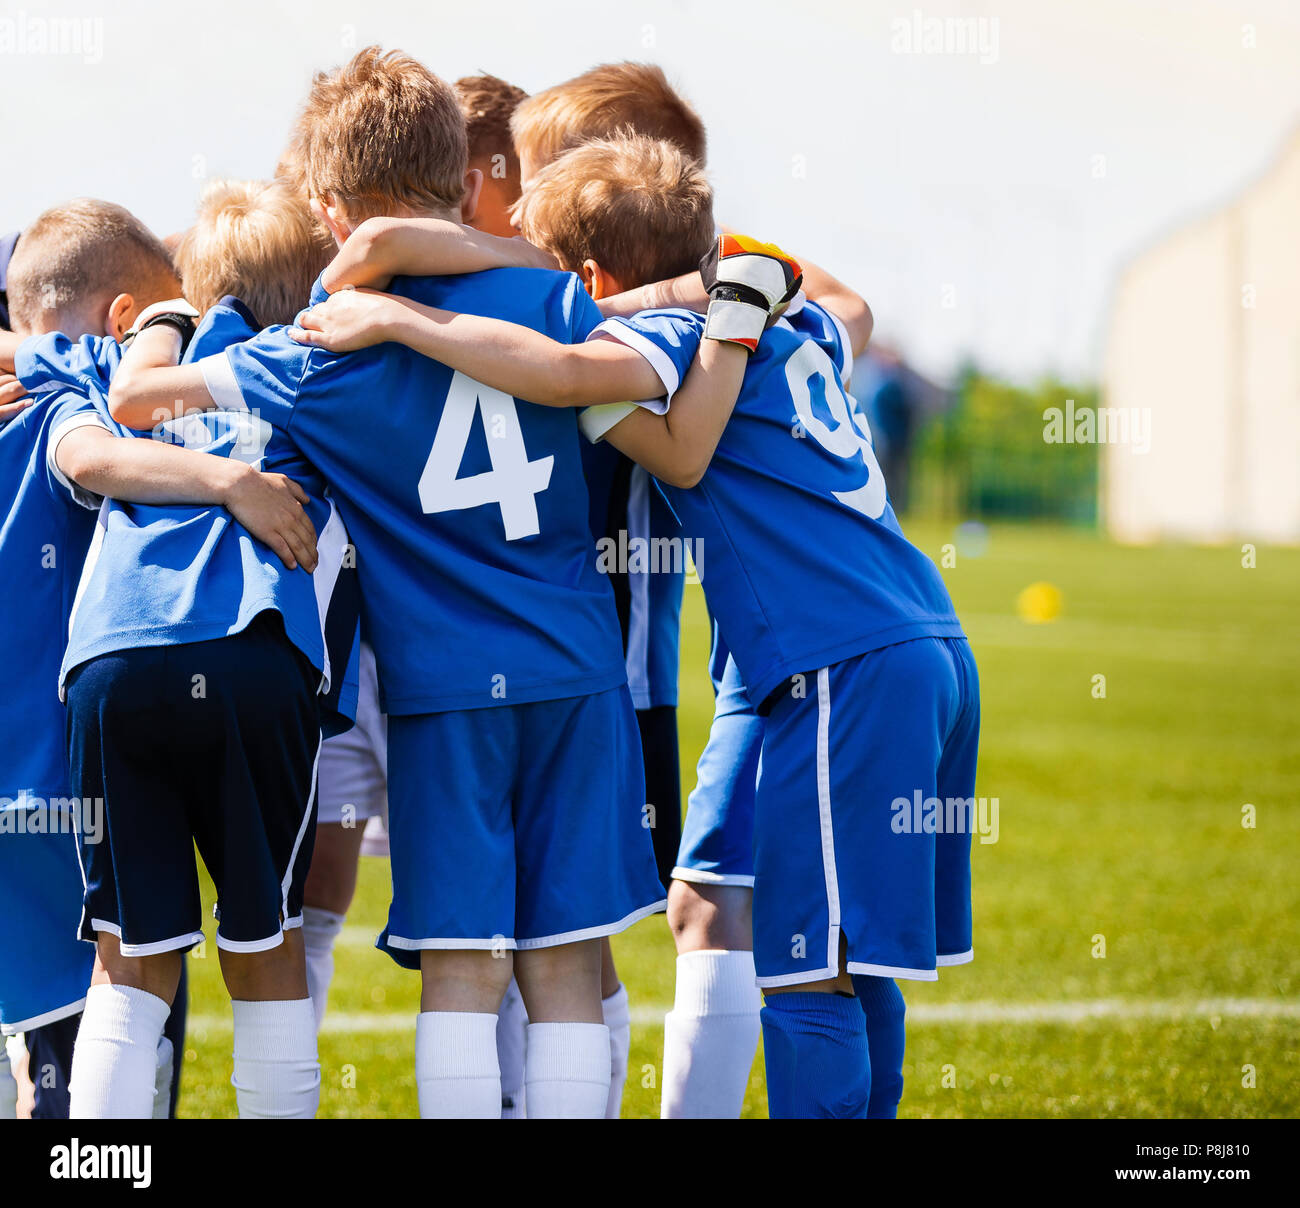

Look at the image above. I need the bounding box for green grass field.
[177,523,1300,1118]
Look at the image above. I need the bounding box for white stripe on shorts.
[815,666,842,976]
[281,738,322,922]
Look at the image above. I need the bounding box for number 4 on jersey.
[418,371,554,540]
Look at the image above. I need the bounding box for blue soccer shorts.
[65,612,322,956]
[379,684,666,966]
[673,653,763,887]
[752,637,980,988]
[0,820,93,1033]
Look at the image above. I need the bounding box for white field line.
[184,998,1300,1035]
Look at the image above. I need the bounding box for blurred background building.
[1102,127,1300,544]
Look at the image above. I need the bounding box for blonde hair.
[456,74,527,168]
[176,179,333,327]
[511,62,706,173]
[274,115,311,200]
[6,198,177,333]
[301,45,468,220]
[515,135,714,289]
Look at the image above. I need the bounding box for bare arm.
[290,289,666,407]
[288,288,747,487]
[107,324,219,429]
[322,217,556,295]
[55,425,319,572]
[597,272,707,319]
[597,338,748,488]
[0,371,28,422]
[797,254,873,357]
[0,330,20,373]
[366,303,747,486]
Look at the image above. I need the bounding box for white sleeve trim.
[579,403,637,444]
[47,411,111,509]
[201,352,248,413]
[783,289,808,317]
[578,394,669,444]
[590,319,681,399]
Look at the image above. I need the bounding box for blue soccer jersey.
[586,300,964,708]
[0,387,104,1032]
[16,303,355,711]
[0,389,106,806]
[212,268,627,715]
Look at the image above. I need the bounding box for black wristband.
[136,311,197,357]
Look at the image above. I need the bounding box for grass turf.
[174,522,1300,1118]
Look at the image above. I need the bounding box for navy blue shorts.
[66,612,321,956]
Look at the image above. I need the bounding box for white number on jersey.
[418,371,554,540]
[785,339,887,519]
[158,411,273,468]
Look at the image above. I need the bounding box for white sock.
[153,1035,174,1119]
[301,907,346,1032]
[415,1012,500,1119]
[496,979,528,1118]
[0,1042,17,1119]
[661,949,762,1119]
[69,984,170,1119]
[602,984,631,1119]
[230,999,320,1119]
[525,1022,611,1119]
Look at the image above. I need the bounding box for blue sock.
[853,975,906,1118]
[760,992,869,1118]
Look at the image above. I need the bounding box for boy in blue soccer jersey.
[106,48,754,1119]
[0,199,321,1120]
[296,78,536,1116]
[12,187,351,1120]
[501,60,713,1117]
[0,230,28,424]
[510,62,714,899]
[285,133,978,1120]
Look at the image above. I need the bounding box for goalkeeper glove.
[699,234,803,352]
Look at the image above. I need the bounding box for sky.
[1,0,1296,384]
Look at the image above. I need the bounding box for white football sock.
[602,984,631,1119]
[497,979,528,1118]
[69,983,170,1119]
[661,949,762,1118]
[415,1011,500,1119]
[525,1022,611,1119]
[153,1035,174,1119]
[0,1042,17,1119]
[230,998,320,1119]
[301,906,346,1032]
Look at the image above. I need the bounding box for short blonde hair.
[6,198,177,333]
[301,45,468,220]
[456,74,527,168]
[511,62,706,172]
[176,179,333,327]
[515,135,714,289]
[274,115,311,200]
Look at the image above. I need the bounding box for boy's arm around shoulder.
[52,401,318,572]
[594,335,748,488]
[291,288,666,407]
[797,254,873,358]
[321,217,557,294]
[106,323,218,430]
